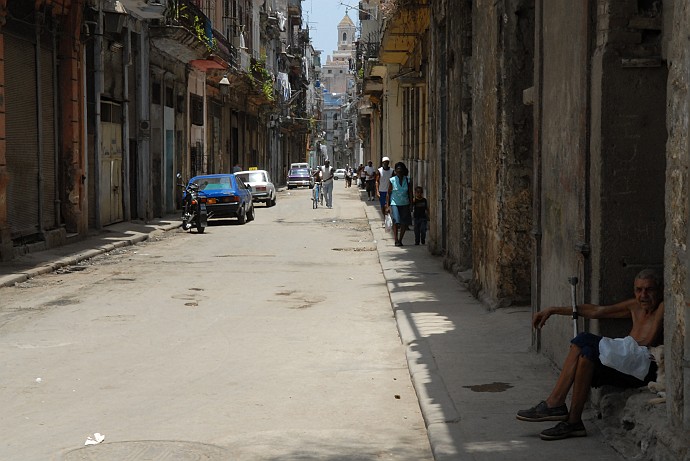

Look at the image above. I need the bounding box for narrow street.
[0,184,433,460]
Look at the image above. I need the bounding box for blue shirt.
[389,176,410,206]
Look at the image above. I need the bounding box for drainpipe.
[35,15,44,233]
[52,22,61,228]
[531,0,544,349]
[93,2,103,229]
[82,31,88,234]
[122,24,131,221]
[137,25,151,221]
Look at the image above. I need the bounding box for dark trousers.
[414,218,427,243]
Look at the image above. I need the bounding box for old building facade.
[359,0,687,457]
[0,0,315,260]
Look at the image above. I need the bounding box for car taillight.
[256,186,266,191]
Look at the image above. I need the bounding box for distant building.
[321,15,357,94]
[319,14,357,167]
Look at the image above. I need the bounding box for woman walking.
[386,162,413,246]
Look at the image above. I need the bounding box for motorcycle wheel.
[195,204,205,233]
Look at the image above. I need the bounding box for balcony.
[118,0,167,19]
[149,0,236,67]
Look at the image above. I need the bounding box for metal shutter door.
[5,34,39,238]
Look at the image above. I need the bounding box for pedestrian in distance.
[376,157,394,212]
[357,163,366,189]
[386,162,413,246]
[412,186,429,245]
[345,165,352,188]
[319,159,335,208]
[364,160,377,201]
[516,269,664,440]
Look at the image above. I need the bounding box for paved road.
[0,183,433,460]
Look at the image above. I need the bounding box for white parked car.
[235,170,277,207]
[334,168,347,180]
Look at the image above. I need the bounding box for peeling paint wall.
[470,0,534,308]
[429,0,473,266]
[665,0,690,434]
[536,0,667,366]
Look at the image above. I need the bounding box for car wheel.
[247,204,255,222]
[287,185,293,190]
[237,206,246,224]
[269,195,276,207]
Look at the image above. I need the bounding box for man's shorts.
[571,332,657,388]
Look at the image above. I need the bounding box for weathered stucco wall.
[589,0,666,340]
[665,0,690,434]
[537,0,590,361]
[538,0,668,396]
[444,0,473,270]
[428,0,473,264]
[470,0,533,308]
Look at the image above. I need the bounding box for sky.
[303,0,359,60]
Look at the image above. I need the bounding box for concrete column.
[0,0,11,260]
[136,25,151,221]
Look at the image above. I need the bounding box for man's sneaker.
[516,401,568,422]
[539,421,587,441]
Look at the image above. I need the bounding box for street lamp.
[219,74,230,96]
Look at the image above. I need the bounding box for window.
[177,94,184,113]
[190,94,204,126]
[342,32,347,42]
[165,87,174,108]
[152,81,161,105]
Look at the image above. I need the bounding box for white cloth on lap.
[599,336,652,380]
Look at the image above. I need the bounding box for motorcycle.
[177,173,208,233]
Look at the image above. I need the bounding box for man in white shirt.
[320,159,335,208]
[375,157,393,211]
[364,160,377,201]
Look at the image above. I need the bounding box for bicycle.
[312,181,321,209]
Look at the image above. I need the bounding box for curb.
[369,208,459,460]
[0,223,180,288]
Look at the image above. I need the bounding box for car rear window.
[237,172,267,182]
[193,176,234,190]
[289,169,309,176]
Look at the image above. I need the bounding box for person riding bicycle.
[311,167,323,206]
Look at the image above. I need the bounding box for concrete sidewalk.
[0,218,181,288]
[363,204,625,461]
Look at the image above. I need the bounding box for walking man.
[364,160,377,201]
[376,157,394,212]
[320,159,335,208]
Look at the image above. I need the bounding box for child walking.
[413,186,429,245]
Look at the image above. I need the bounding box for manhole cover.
[63,440,231,460]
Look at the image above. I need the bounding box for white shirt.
[378,166,394,192]
[364,165,376,180]
[321,165,334,183]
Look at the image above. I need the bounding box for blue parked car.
[187,174,255,224]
